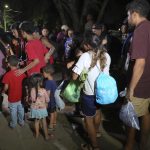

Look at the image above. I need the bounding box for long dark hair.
[83,31,107,71]
[28,73,44,99]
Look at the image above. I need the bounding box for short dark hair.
[7,55,19,67]
[83,31,100,49]
[42,64,55,74]
[19,21,35,34]
[126,0,150,17]
[10,22,20,30]
[92,23,103,30]
[34,26,42,35]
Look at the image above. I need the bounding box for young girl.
[72,32,111,150]
[42,64,57,131]
[28,73,49,140]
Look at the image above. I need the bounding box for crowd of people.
[0,0,150,150]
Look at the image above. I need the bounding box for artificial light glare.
[5,4,9,8]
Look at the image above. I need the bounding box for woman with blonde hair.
[72,31,111,150]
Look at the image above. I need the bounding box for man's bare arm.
[127,58,145,99]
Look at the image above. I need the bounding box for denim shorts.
[81,93,100,117]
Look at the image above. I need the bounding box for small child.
[2,55,26,128]
[42,64,57,131]
[28,73,49,140]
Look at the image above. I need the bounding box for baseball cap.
[61,25,69,31]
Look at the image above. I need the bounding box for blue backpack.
[95,72,118,105]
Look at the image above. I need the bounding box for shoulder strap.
[86,78,94,93]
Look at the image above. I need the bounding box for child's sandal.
[96,132,101,138]
[81,144,100,150]
[48,126,55,131]
[81,144,92,150]
[48,133,54,139]
[33,133,39,139]
[53,123,57,128]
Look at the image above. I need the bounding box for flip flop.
[96,132,101,138]
[81,144,92,150]
[81,144,100,150]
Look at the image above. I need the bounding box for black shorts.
[81,93,100,117]
[48,107,56,113]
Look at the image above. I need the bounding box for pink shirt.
[0,50,5,76]
[30,88,49,109]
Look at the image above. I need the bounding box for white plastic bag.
[2,93,8,109]
[1,93,9,113]
[119,101,140,130]
[54,81,65,110]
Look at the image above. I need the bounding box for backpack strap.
[86,77,94,94]
[86,64,101,94]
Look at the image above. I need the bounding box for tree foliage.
[4,0,130,31]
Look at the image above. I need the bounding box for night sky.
[3,0,132,30]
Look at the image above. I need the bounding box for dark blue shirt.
[45,80,57,109]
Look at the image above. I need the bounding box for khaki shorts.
[131,96,150,117]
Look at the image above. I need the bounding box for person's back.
[30,88,49,110]
[73,51,110,95]
[42,64,57,131]
[3,68,26,102]
[2,55,25,128]
[72,32,110,150]
[28,73,50,140]
[26,39,48,75]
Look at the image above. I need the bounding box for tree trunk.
[0,0,3,28]
[79,0,91,30]
[52,0,68,25]
[67,0,79,31]
[97,0,109,22]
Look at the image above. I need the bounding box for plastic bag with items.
[119,101,140,130]
[54,81,65,110]
[61,80,81,103]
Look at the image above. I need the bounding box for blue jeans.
[9,101,24,128]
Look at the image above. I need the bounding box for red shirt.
[2,69,26,102]
[26,39,48,76]
[131,20,150,98]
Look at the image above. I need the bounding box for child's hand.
[67,61,74,69]
[46,102,48,108]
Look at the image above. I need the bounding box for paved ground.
[0,106,125,150]
[0,72,150,150]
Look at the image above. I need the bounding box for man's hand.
[15,69,25,76]
[126,88,134,101]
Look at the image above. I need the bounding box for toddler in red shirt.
[2,55,26,128]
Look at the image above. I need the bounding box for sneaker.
[19,121,25,127]
[19,123,24,127]
[9,125,15,129]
